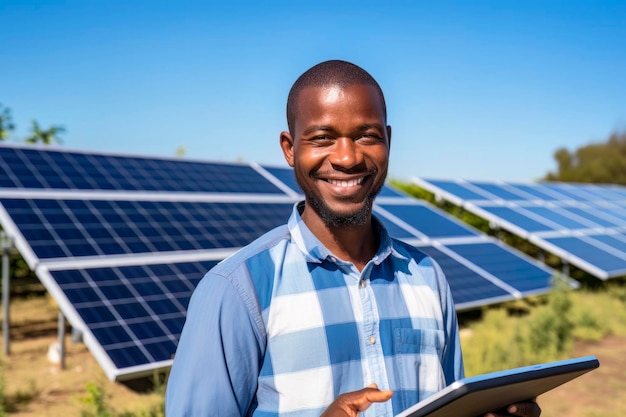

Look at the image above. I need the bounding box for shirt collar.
[287,201,406,265]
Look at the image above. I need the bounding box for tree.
[0,104,15,141]
[24,120,65,145]
[544,131,626,185]
[175,145,187,157]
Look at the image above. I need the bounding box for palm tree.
[0,104,15,141]
[25,120,65,145]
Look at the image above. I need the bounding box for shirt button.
[369,336,376,344]
[359,279,366,288]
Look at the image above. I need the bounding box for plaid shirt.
[166,203,464,417]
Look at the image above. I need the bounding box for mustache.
[312,167,378,178]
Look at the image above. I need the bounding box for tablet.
[396,355,599,417]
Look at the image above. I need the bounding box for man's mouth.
[326,177,365,187]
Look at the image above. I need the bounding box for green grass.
[461,283,626,376]
[0,361,39,414]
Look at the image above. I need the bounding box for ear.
[280,131,296,167]
[386,125,392,154]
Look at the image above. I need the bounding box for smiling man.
[280,80,391,271]
[165,60,541,417]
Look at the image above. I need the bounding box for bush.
[80,380,165,417]
[569,284,626,340]
[461,308,526,375]
[462,282,574,376]
[524,283,573,362]
[81,382,114,417]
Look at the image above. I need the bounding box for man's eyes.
[358,134,384,142]
[310,134,382,142]
[312,135,334,141]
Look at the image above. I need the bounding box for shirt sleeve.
[433,260,465,385]
[165,270,264,416]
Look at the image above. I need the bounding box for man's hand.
[320,383,393,417]
[485,399,541,417]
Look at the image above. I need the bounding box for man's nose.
[329,137,363,168]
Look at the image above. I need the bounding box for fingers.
[485,400,541,417]
[321,384,393,417]
[506,401,541,417]
[359,387,394,409]
[349,385,393,411]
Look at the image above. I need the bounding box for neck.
[301,205,379,272]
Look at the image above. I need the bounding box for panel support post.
[1,231,12,356]
[58,311,66,369]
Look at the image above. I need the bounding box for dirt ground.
[1,296,162,416]
[2,296,625,416]
[540,335,626,417]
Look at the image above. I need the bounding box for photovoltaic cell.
[521,206,592,230]
[374,215,416,239]
[417,246,511,307]
[447,242,554,293]
[587,233,626,255]
[561,207,623,228]
[544,236,626,274]
[262,166,301,194]
[506,184,561,201]
[420,179,488,201]
[468,182,527,201]
[414,177,626,279]
[478,206,556,233]
[378,203,478,238]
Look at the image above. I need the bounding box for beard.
[294,169,385,228]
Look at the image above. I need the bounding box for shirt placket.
[356,264,392,417]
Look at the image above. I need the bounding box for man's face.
[281,84,391,227]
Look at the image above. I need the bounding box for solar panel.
[0,144,285,193]
[0,197,293,260]
[44,260,217,375]
[414,177,626,280]
[0,143,566,381]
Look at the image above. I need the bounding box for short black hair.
[286,60,387,135]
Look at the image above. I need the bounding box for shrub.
[80,379,165,417]
[81,382,114,417]
[462,282,575,376]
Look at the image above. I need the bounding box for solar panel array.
[414,177,626,280]
[0,143,562,381]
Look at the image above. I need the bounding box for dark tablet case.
[396,355,600,417]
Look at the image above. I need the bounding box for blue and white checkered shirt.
[166,202,464,417]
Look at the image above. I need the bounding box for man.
[166,60,540,417]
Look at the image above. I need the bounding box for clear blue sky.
[2,0,625,182]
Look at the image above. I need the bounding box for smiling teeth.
[328,178,363,187]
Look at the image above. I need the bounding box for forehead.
[293,84,385,127]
